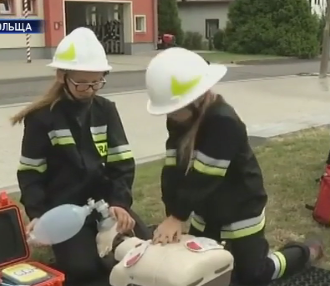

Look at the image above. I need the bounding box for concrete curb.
[235,57,320,66]
[0,69,146,84]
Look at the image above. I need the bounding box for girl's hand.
[152,216,183,245]
[109,207,135,233]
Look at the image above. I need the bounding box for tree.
[223,0,320,58]
[158,0,184,45]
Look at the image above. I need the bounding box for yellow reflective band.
[107,151,133,162]
[50,137,75,146]
[56,43,76,61]
[18,156,47,173]
[191,210,266,239]
[165,149,177,166]
[171,75,202,98]
[269,252,287,279]
[220,216,265,239]
[48,129,75,146]
[90,126,107,142]
[18,163,47,173]
[193,160,227,176]
[193,151,229,176]
[92,134,107,142]
[191,213,206,232]
[165,157,176,166]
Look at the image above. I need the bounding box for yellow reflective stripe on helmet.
[268,252,287,279]
[90,125,107,142]
[191,210,265,239]
[48,129,75,146]
[56,43,76,61]
[165,149,177,166]
[193,151,229,176]
[107,145,133,162]
[18,156,47,173]
[171,75,202,98]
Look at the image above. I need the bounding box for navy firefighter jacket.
[17,95,135,220]
[161,97,268,239]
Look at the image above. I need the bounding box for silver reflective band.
[108,144,131,154]
[268,252,286,279]
[48,129,72,139]
[90,125,107,134]
[195,151,230,169]
[191,208,266,239]
[221,209,265,231]
[18,156,47,173]
[20,156,46,166]
[166,149,176,157]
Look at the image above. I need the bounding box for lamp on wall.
[54,21,63,30]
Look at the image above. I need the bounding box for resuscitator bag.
[29,204,92,245]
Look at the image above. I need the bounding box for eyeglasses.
[68,77,106,92]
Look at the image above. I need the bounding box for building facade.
[177,0,325,43]
[177,0,233,42]
[309,0,326,16]
[0,0,157,61]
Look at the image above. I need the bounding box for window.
[205,19,219,39]
[21,0,36,14]
[134,15,146,33]
[0,0,13,14]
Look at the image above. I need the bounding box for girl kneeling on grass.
[145,47,324,285]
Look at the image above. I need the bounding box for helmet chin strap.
[187,103,200,121]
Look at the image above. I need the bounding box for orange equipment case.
[0,191,65,286]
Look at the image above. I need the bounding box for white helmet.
[48,27,112,72]
[146,47,227,115]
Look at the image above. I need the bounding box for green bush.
[213,29,225,50]
[158,0,184,45]
[224,0,320,58]
[182,31,203,50]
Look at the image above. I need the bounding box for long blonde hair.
[11,81,63,126]
[178,92,219,173]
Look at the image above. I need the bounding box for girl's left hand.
[109,206,135,233]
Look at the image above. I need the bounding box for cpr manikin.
[26,198,234,286]
[95,208,234,286]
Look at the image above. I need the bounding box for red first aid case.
[0,191,65,286]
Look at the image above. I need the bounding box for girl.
[12,27,140,282]
[145,47,323,285]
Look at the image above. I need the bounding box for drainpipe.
[152,0,158,50]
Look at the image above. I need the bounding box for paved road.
[0,61,325,105]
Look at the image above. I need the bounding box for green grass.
[11,126,330,268]
[197,51,287,63]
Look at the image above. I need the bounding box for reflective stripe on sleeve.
[191,209,266,239]
[18,156,47,173]
[48,129,75,146]
[190,213,206,232]
[90,125,107,142]
[193,151,230,176]
[165,149,177,166]
[220,209,266,239]
[107,144,133,162]
[268,251,286,279]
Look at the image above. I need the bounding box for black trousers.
[189,224,311,285]
[52,209,152,283]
